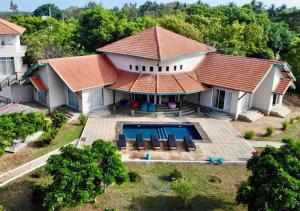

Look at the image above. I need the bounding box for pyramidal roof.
[98,26,215,61]
[0,18,26,35]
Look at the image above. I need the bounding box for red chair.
[131,101,140,108]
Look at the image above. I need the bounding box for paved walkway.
[80,116,255,161]
[247,140,284,148]
[0,140,78,187]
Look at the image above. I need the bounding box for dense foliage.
[6,1,300,88]
[236,138,300,210]
[37,140,127,210]
[0,112,47,155]
[33,4,62,19]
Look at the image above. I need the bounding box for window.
[0,57,15,75]
[158,66,162,72]
[180,65,183,70]
[135,65,139,71]
[166,66,169,71]
[142,66,146,71]
[129,65,132,70]
[150,66,154,72]
[174,66,177,71]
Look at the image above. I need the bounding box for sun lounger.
[167,134,178,150]
[184,135,196,151]
[117,134,126,149]
[151,134,160,150]
[136,133,145,150]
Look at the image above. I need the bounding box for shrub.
[266,126,274,136]
[31,184,46,205]
[31,168,46,178]
[128,171,141,183]
[282,121,289,131]
[0,203,4,211]
[244,130,255,140]
[38,127,58,146]
[79,114,88,125]
[170,179,192,208]
[168,168,183,181]
[51,111,67,128]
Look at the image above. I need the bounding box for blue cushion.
[147,103,156,112]
[139,102,148,112]
[119,99,130,106]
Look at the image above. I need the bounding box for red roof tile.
[40,55,117,92]
[0,18,25,35]
[108,71,207,94]
[98,26,215,60]
[194,54,281,92]
[29,76,47,91]
[274,71,293,94]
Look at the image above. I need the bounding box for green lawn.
[255,119,300,142]
[0,123,84,173]
[0,163,248,211]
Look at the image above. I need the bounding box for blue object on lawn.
[148,103,156,112]
[139,102,148,112]
[119,99,130,106]
[146,152,151,160]
[209,156,215,164]
[218,157,224,164]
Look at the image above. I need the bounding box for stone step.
[238,109,264,122]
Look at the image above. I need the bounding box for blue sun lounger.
[136,133,145,150]
[167,134,178,150]
[184,135,196,151]
[118,134,126,149]
[151,134,160,150]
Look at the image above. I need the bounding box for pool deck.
[79,115,255,162]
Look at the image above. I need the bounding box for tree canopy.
[236,138,300,210]
[33,4,62,19]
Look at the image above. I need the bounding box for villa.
[0,19,296,121]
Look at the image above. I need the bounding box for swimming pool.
[122,123,202,140]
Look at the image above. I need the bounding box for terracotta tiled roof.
[194,53,283,92]
[274,71,294,94]
[39,55,117,92]
[0,18,25,35]
[29,76,47,91]
[108,70,207,94]
[98,26,215,60]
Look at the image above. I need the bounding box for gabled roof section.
[98,26,215,61]
[108,70,207,94]
[39,55,117,92]
[194,53,283,93]
[29,76,48,91]
[0,18,25,35]
[273,71,294,94]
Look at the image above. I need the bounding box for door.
[224,92,232,112]
[67,88,79,110]
[212,89,226,110]
[90,87,103,109]
[242,93,251,112]
[37,90,47,105]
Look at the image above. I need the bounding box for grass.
[0,163,248,211]
[256,119,300,142]
[0,123,84,174]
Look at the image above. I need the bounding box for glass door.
[213,89,226,110]
[67,88,79,110]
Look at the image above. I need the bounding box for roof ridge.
[39,54,99,63]
[129,73,142,92]
[173,74,186,93]
[155,26,162,60]
[209,53,283,63]
[0,18,25,34]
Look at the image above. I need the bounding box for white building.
[0,18,32,103]
[23,26,296,121]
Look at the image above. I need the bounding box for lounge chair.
[136,133,145,150]
[167,134,178,150]
[184,135,196,151]
[151,134,160,150]
[117,134,126,149]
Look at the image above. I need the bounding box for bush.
[51,111,67,128]
[170,179,192,208]
[79,114,88,125]
[128,171,141,183]
[0,203,4,211]
[282,121,289,131]
[31,168,46,178]
[168,168,183,181]
[244,130,255,140]
[266,126,274,136]
[31,184,46,205]
[38,127,58,146]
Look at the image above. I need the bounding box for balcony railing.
[0,45,27,57]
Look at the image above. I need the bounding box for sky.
[0,0,299,12]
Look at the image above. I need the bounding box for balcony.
[0,44,27,57]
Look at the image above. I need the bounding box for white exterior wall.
[252,65,282,114]
[11,84,33,103]
[34,66,49,106]
[106,53,205,74]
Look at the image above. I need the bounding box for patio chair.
[136,133,145,150]
[167,134,178,150]
[184,135,196,151]
[117,134,127,149]
[151,134,160,150]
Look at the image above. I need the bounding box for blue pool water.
[123,124,202,140]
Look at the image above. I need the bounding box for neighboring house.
[25,26,295,120]
[0,18,32,103]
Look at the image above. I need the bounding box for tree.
[33,4,62,19]
[236,139,300,210]
[41,140,127,210]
